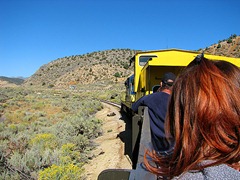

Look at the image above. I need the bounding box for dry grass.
[0,83,124,179]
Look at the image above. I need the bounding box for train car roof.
[136,48,199,54]
[134,48,240,67]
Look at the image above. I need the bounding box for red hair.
[144,58,240,178]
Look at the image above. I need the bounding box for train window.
[139,55,157,66]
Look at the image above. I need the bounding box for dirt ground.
[82,103,132,180]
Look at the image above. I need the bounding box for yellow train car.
[121,48,240,113]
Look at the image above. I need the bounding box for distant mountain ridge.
[0,76,25,87]
[3,35,240,88]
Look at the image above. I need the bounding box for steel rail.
[100,100,121,109]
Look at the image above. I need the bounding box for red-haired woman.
[144,56,240,179]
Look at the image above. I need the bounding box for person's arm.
[132,96,145,113]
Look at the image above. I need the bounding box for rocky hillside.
[24,49,139,88]
[23,35,240,88]
[202,34,240,57]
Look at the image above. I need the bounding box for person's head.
[158,72,176,92]
[145,56,240,177]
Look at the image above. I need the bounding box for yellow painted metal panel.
[147,50,240,66]
[133,49,240,95]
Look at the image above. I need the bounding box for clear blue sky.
[1,0,240,77]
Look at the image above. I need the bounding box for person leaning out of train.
[144,56,240,179]
[132,72,176,153]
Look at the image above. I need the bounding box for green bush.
[114,72,121,78]
[227,38,232,43]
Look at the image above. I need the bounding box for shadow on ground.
[117,110,141,169]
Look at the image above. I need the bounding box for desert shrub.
[25,148,60,171]
[97,93,109,99]
[48,84,54,88]
[71,135,90,153]
[29,133,59,151]
[8,149,38,176]
[0,125,16,140]
[227,38,233,43]
[60,143,82,165]
[7,146,62,178]
[0,122,6,132]
[0,139,9,155]
[8,135,29,154]
[4,110,25,124]
[16,123,28,132]
[61,143,77,157]
[0,87,109,179]
[0,171,21,180]
[8,151,29,173]
[51,115,102,151]
[8,124,18,134]
[38,163,83,180]
[114,72,121,78]
[33,101,45,110]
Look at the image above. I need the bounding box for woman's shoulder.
[173,164,240,180]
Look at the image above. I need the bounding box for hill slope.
[24,49,138,88]
[24,35,240,88]
[203,34,240,57]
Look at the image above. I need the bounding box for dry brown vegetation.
[0,84,124,179]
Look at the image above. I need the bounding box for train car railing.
[129,107,157,179]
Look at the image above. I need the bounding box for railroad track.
[100,100,121,109]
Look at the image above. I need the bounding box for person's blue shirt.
[132,92,173,152]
